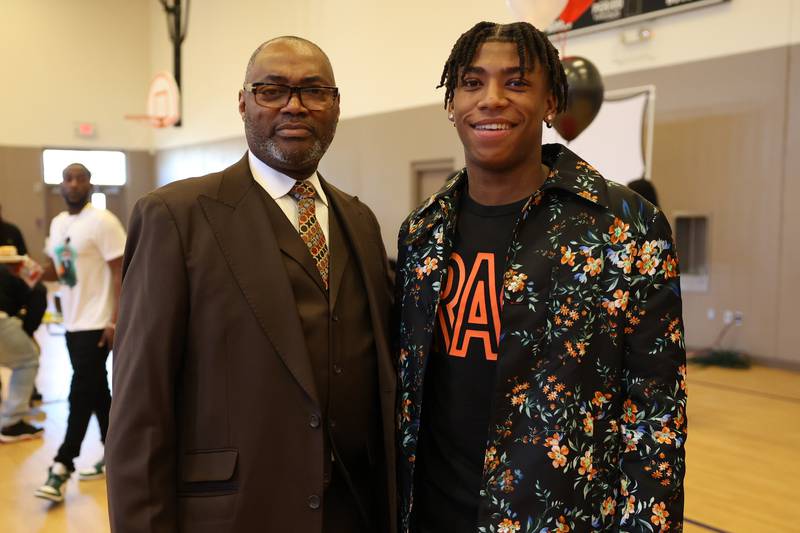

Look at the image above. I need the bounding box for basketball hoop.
[125,71,181,128]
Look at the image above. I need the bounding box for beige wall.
[776,44,800,368]
[147,0,800,150]
[607,46,797,367]
[0,1,155,248]
[155,136,247,187]
[0,147,45,260]
[1,0,796,152]
[125,151,158,222]
[0,0,152,150]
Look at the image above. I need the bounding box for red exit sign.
[74,122,96,138]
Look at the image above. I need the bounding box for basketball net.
[125,72,181,128]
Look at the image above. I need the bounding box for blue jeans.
[0,315,39,427]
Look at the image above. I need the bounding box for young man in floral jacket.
[394,21,687,533]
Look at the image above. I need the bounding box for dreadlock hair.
[438,21,568,113]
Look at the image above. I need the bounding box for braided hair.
[438,21,568,113]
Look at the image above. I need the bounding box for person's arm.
[94,211,127,348]
[40,260,58,282]
[97,256,122,348]
[616,210,687,532]
[42,228,58,282]
[106,194,188,533]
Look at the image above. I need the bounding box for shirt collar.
[408,143,611,236]
[539,143,610,209]
[247,150,328,206]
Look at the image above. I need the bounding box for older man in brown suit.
[106,36,396,533]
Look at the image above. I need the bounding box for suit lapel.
[327,207,349,312]
[259,189,327,295]
[198,155,319,406]
[322,179,393,394]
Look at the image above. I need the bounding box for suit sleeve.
[617,210,687,532]
[363,204,394,298]
[106,193,188,533]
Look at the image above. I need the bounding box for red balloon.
[559,0,593,24]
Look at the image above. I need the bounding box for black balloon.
[553,56,604,142]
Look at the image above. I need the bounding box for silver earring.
[448,112,454,121]
[546,115,554,128]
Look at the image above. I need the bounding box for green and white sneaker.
[78,459,105,481]
[34,462,70,503]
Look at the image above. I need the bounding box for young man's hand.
[98,324,116,348]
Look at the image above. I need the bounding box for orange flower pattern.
[395,145,687,532]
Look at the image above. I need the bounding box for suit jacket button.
[333,364,342,375]
[308,494,321,509]
[309,414,320,428]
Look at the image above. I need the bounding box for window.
[91,192,107,210]
[42,149,127,186]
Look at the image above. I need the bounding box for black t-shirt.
[415,191,527,533]
[0,220,29,315]
[0,220,27,255]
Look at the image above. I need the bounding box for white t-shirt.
[46,204,126,332]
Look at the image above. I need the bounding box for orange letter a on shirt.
[437,252,502,361]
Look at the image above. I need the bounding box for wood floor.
[1,331,799,532]
[0,329,108,533]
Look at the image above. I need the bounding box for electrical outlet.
[707,308,716,321]
[621,27,653,45]
[723,310,734,325]
[733,311,744,326]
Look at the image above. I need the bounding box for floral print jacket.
[395,144,687,533]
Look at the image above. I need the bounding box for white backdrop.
[543,86,655,185]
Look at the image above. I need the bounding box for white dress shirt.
[248,150,330,244]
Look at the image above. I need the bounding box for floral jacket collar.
[403,144,609,247]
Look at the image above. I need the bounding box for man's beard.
[245,115,335,170]
[64,195,89,211]
[262,136,325,168]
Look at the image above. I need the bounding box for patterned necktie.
[289,180,329,290]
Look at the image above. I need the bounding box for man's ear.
[238,90,246,121]
[545,91,558,121]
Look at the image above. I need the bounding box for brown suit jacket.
[107,155,397,533]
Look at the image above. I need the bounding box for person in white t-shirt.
[34,163,126,503]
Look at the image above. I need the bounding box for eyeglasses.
[243,83,339,111]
